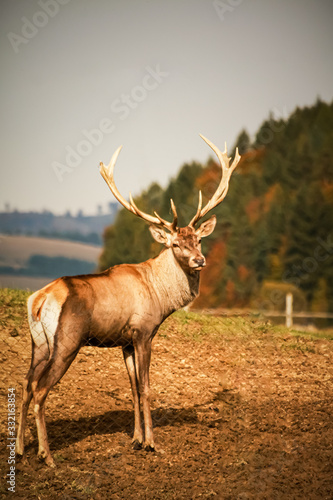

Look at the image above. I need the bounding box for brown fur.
[31,279,69,320]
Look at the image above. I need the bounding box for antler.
[100,146,178,232]
[188,135,241,228]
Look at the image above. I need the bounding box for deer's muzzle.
[190,257,206,270]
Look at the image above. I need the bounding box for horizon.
[0,203,118,217]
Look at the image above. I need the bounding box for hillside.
[0,235,101,290]
[0,205,118,245]
[99,99,333,313]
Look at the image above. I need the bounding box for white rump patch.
[28,293,62,359]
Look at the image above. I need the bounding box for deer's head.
[100,135,240,273]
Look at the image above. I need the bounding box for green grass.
[161,309,333,343]
[272,324,333,341]
[0,287,30,307]
[289,329,333,341]
[1,288,332,342]
[0,288,30,330]
[280,343,316,354]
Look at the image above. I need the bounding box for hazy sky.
[1,0,332,215]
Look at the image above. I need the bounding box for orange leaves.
[237,264,251,282]
[209,240,227,262]
[263,184,279,213]
[193,240,227,308]
[321,181,333,202]
[245,198,261,224]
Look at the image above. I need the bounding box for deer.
[16,135,240,467]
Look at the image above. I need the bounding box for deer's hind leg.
[32,327,82,467]
[32,352,79,466]
[123,345,143,449]
[16,320,50,457]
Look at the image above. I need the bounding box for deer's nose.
[193,258,206,268]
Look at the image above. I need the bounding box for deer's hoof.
[38,451,55,468]
[16,444,24,456]
[45,456,56,468]
[16,451,27,464]
[132,439,143,450]
[144,443,155,452]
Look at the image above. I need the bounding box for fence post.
[286,292,293,328]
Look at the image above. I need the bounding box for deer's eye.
[173,242,179,248]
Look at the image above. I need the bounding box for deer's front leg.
[134,339,154,451]
[122,345,143,449]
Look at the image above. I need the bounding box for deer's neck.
[147,248,200,318]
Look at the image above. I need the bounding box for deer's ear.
[149,225,172,247]
[195,215,217,238]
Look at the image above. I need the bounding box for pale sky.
[1,0,332,215]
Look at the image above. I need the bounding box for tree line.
[99,99,333,313]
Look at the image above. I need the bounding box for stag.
[16,135,240,466]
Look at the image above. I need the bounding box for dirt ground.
[0,289,332,499]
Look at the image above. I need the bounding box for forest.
[99,99,333,313]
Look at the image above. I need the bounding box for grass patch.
[281,343,316,354]
[160,309,333,346]
[0,288,30,330]
[289,329,333,341]
[0,287,30,307]
[0,288,332,344]
[272,324,333,341]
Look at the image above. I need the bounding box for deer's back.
[29,262,162,348]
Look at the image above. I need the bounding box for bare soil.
[0,289,332,499]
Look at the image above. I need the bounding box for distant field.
[0,234,102,268]
[0,235,102,290]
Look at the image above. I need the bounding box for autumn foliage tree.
[100,99,333,313]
